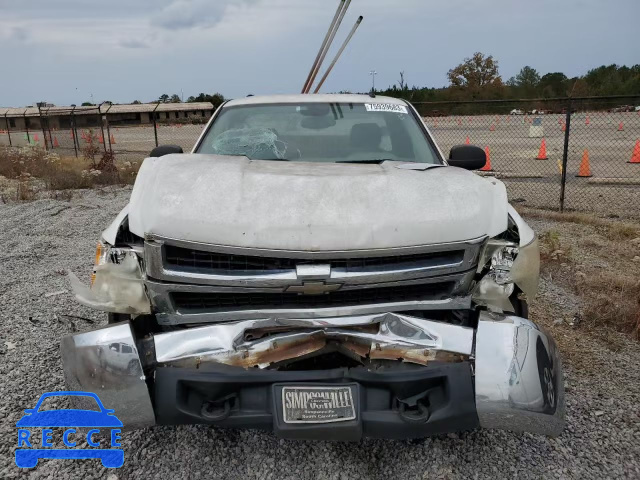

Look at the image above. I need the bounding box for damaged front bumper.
[60,311,564,439]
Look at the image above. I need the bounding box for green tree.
[158,93,170,103]
[132,100,142,104]
[515,66,540,88]
[170,94,181,103]
[539,72,569,97]
[187,92,225,108]
[81,101,95,106]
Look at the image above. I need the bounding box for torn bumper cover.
[60,312,564,438]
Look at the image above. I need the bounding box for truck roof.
[224,94,409,108]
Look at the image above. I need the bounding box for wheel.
[127,359,139,375]
[536,338,557,414]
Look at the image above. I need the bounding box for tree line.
[378,52,640,104]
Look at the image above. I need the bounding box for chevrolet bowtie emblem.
[286,282,342,295]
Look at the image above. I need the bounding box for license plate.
[282,386,356,424]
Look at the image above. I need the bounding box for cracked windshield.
[197,102,440,164]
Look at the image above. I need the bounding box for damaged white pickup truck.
[62,94,564,440]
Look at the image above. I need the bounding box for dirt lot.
[0,187,639,479]
[1,111,638,216]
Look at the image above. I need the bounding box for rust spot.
[224,337,327,368]
[370,348,466,367]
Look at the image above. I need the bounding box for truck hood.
[127,154,508,251]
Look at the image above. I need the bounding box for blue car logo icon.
[16,391,124,468]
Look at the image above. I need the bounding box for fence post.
[23,109,30,145]
[152,103,160,147]
[4,112,11,146]
[46,107,54,149]
[559,98,572,212]
[98,104,107,153]
[104,104,113,153]
[71,106,78,158]
[38,106,49,150]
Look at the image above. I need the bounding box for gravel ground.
[1,187,639,479]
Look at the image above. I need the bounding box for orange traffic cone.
[110,133,116,144]
[576,150,592,177]
[585,116,590,125]
[465,136,470,145]
[561,123,566,132]
[536,138,548,160]
[628,139,640,164]
[489,124,496,132]
[99,134,104,144]
[34,134,39,141]
[480,146,493,172]
[53,137,59,147]
[618,122,624,131]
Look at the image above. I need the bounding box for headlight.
[482,240,519,286]
[91,241,139,285]
[474,237,540,311]
[68,239,150,314]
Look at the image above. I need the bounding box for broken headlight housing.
[68,240,150,314]
[473,237,540,311]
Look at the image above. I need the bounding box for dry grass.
[0,145,141,198]
[578,273,640,339]
[519,206,640,241]
[536,216,640,340]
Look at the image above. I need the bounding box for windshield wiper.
[336,159,391,164]
[248,157,291,162]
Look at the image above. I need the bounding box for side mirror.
[149,145,183,158]
[448,145,486,170]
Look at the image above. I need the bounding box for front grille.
[164,245,464,273]
[171,282,455,312]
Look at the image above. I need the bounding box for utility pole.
[369,70,377,93]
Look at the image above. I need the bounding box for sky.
[0,0,638,107]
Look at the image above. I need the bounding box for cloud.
[119,38,150,49]
[11,27,28,41]
[151,0,254,30]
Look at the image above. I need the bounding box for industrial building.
[0,102,214,131]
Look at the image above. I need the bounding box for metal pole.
[71,106,78,158]
[38,106,49,150]
[4,112,11,146]
[152,103,160,147]
[105,104,113,153]
[24,109,30,145]
[559,99,572,212]
[46,107,54,149]
[98,103,107,153]
[314,16,363,94]
[305,0,352,93]
[302,0,345,93]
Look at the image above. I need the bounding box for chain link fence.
[1,96,639,217]
[414,95,640,217]
[0,103,214,164]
